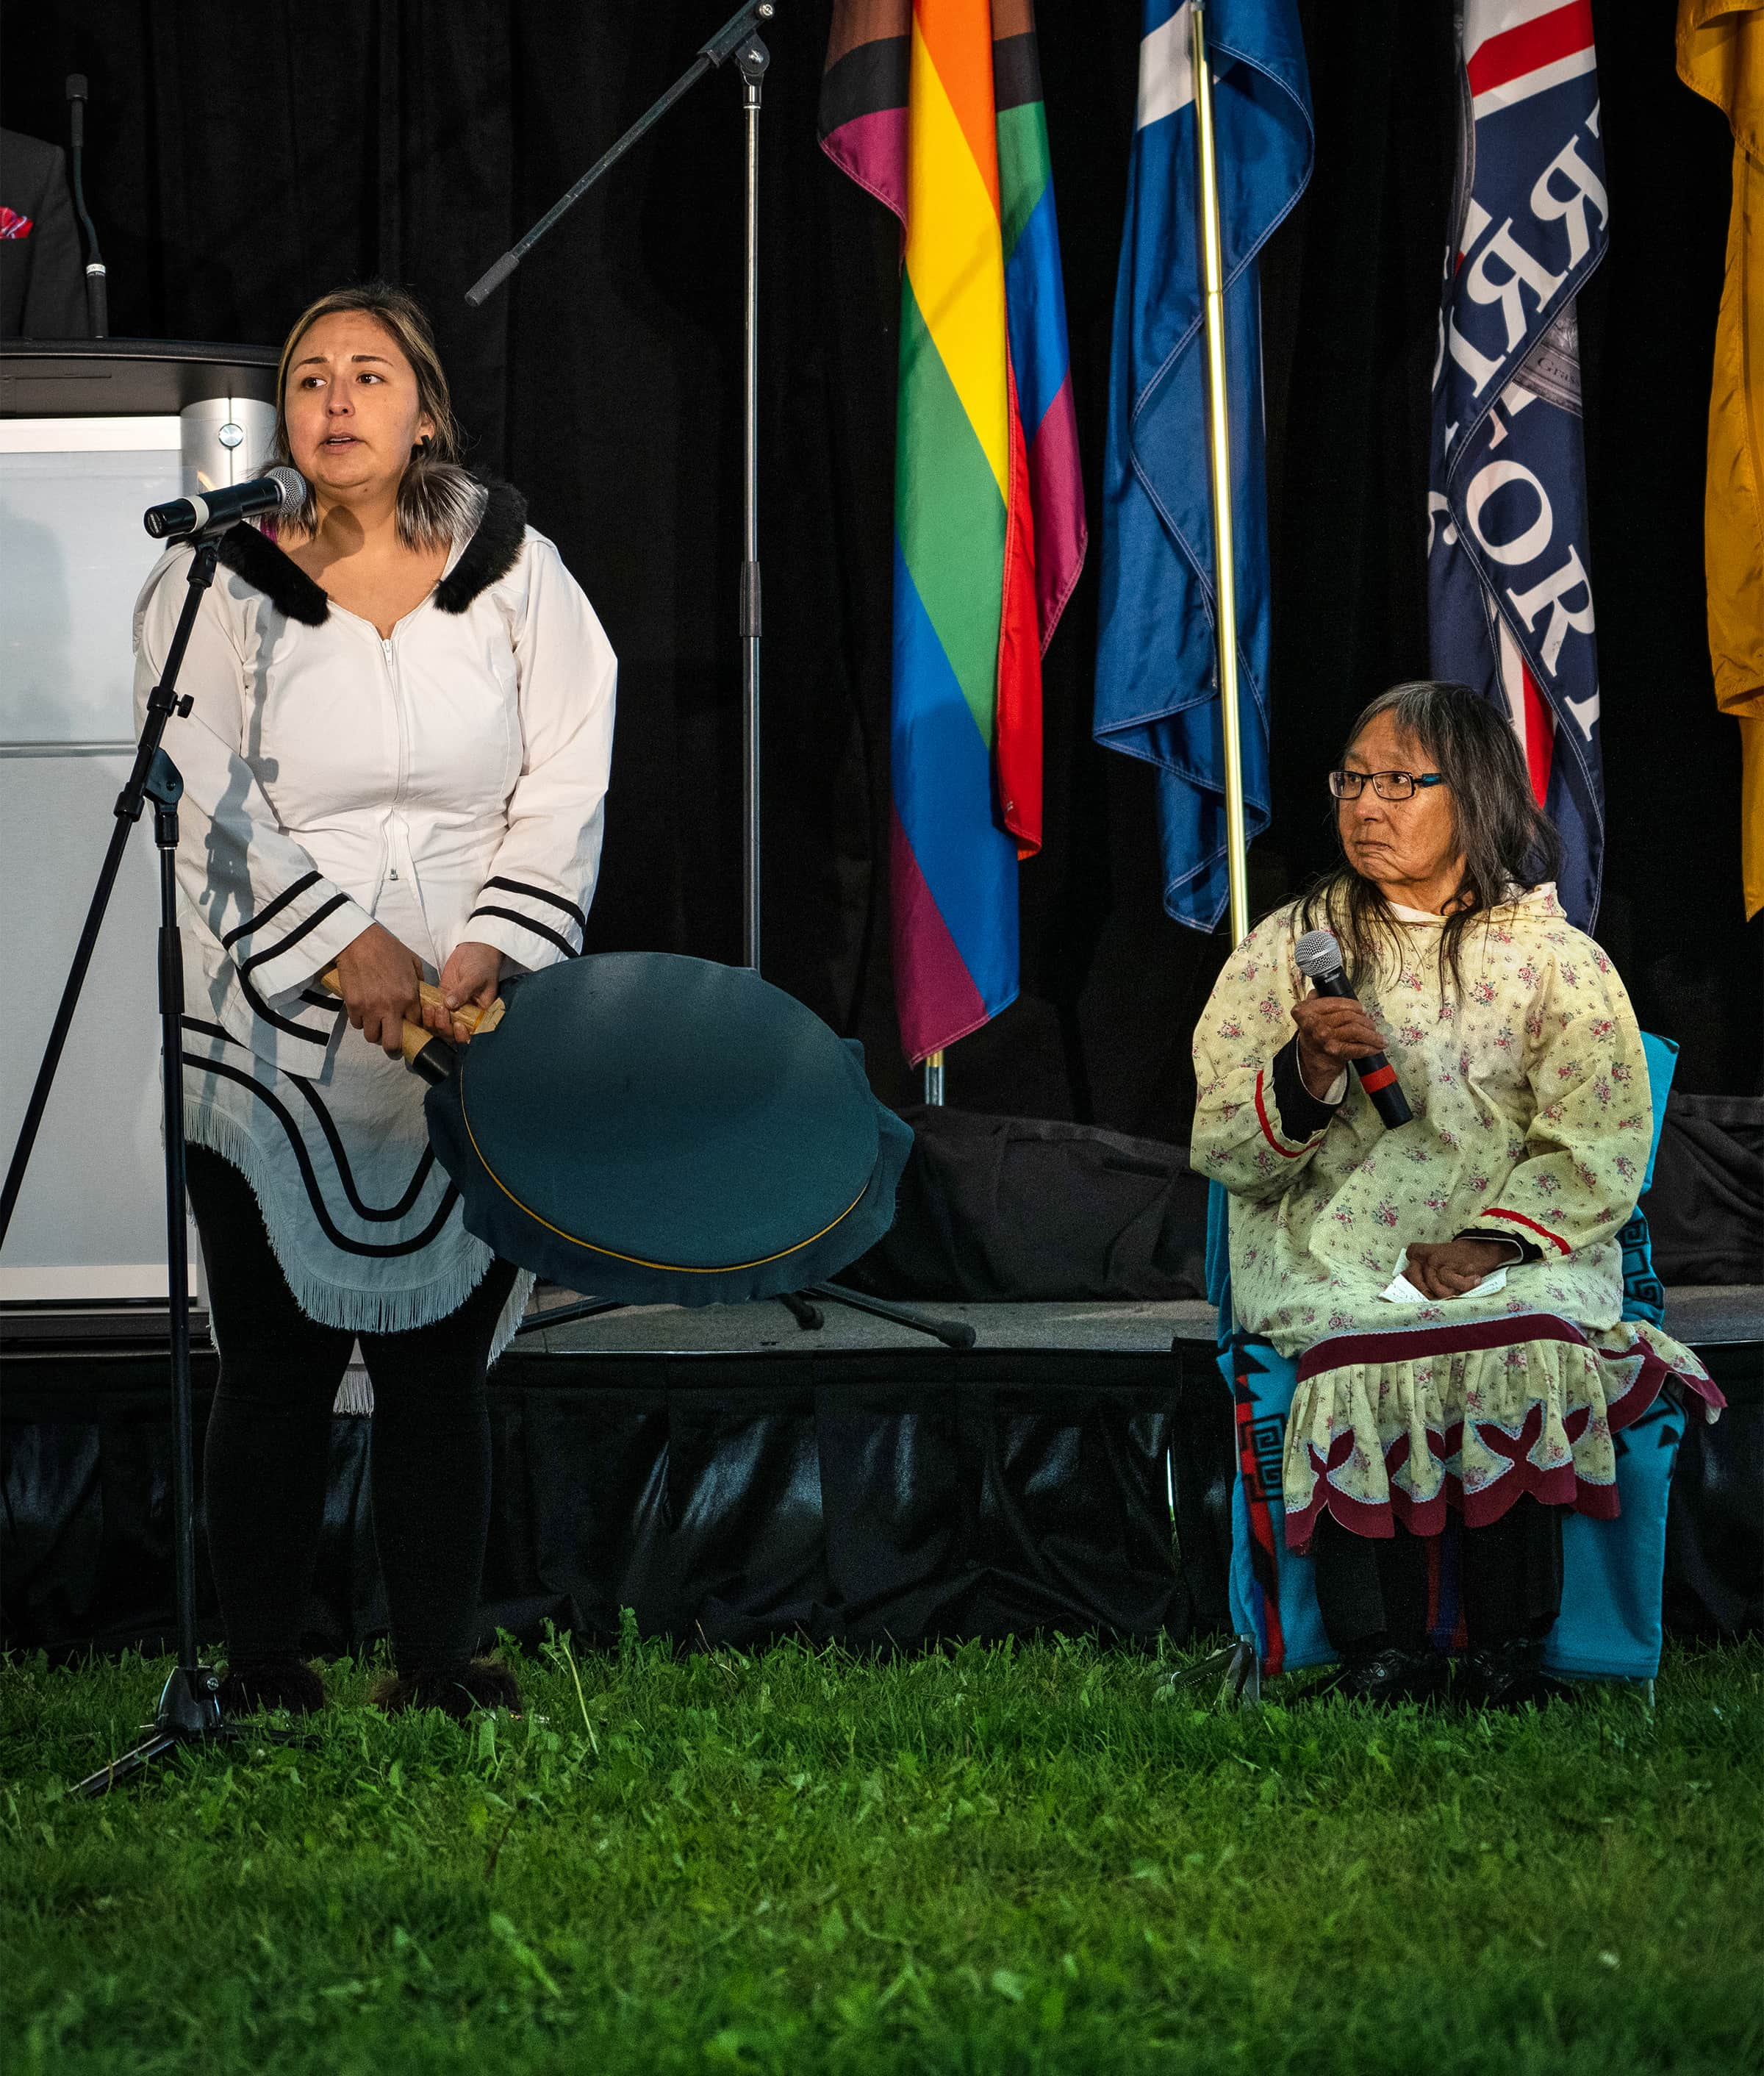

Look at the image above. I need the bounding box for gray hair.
[1297,679,1563,993]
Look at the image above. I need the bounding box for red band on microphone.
[1358,1062,1397,1093]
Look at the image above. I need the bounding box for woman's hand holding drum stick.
[322,928,506,1067]
[434,939,505,1040]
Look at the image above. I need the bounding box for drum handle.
[316,967,508,1076]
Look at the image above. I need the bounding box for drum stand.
[518,1286,976,1352]
[472,4,975,1357]
[1,530,306,1794]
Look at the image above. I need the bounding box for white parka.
[131,479,614,1336]
[132,479,616,1075]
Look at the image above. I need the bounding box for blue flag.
[1094,0,1312,935]
[1427,0,1607,929]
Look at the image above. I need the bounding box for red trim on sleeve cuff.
[1481,1206,1571,1256]
[1254,1068,1320,1159]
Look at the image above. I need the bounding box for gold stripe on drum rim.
[459,1094,872,1273]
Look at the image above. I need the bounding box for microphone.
[1294,928,1414,1128]
[66,75,108,340]
[144,467,306,540]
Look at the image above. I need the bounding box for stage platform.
[520,1285,1764,1357]
[2,1286,1757,1663]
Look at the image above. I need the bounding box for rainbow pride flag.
[820,0,1085,1064]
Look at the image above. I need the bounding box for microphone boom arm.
[462,0,777,309]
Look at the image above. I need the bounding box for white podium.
[1,340,277,1303]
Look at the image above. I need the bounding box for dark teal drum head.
[423,953,913,1305]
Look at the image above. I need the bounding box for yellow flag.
[1678,1,1764,917]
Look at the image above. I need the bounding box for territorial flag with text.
[820,0,1086,1064]
[1428,0,1609,928]
[1094,0,1312,936]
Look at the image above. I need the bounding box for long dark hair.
[1297,680,1563,994]
[270,280,477,549]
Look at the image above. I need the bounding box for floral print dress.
[1191,884,1722,1550]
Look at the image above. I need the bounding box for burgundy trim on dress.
[1294,1309,1584,1382]
[1482,1204,1571,1254]
[1283,1327,1718,1552]
[1254,1068,1317,1159]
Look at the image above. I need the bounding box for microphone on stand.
[65,75,108,340]
[144,466,307,540]
[1294,928,1413,1129]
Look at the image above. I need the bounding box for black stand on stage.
[516,1284,978,1353]
[0,533,303,1794]
[470,1,973,1357]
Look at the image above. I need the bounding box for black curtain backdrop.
[4,1,1757,1137]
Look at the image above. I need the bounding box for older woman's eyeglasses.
[1328,769,1445,802]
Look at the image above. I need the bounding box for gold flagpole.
[1191,1,1250,949]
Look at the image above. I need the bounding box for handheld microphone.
[65,75,108,340]
[144,467,306,540]
[1294,928,1413,1129]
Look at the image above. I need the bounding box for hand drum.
[356,952,914,1306]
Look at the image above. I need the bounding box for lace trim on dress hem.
[1286,1452,1605,1549]
[1283,1325,1704,1552]
[328,1269,537,1417]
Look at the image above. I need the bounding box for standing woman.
[1192,683,1721,1705]
[133,283,616,1718]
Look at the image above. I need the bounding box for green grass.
[2,1632,1760,2076]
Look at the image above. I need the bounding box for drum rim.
[458,1094,877,1273]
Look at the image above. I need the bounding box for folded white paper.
[1378,1246,1508,1306]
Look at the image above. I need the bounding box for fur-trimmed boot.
[218,1653,327,1717]
[370,1658,522,1720]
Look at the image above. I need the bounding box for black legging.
[186,1144,518,1671]
[1311,1500,1565,1658]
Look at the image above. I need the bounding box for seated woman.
[1191,681,1722,1706]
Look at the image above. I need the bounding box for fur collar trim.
[215,520,328,624]
[215,477,528,623]
[433,479,527,614]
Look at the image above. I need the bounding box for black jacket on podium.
[0,128,86,339]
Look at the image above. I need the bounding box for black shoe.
[218,1653,326,1717]
[1457,1637,1578,1712]
[1304,1645,1447,1708]
[371,1658,522,1721]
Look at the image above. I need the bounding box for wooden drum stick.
[317,966,509,1074]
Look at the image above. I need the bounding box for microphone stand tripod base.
[0,526,310,1803]
[74,1665,312,1799]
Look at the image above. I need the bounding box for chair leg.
[1160,1635,1261,1713]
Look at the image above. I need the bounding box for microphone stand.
[465,0,772,972]
[472,4,973,1353]
[0,531,301,1794]
[66,74,108,339]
